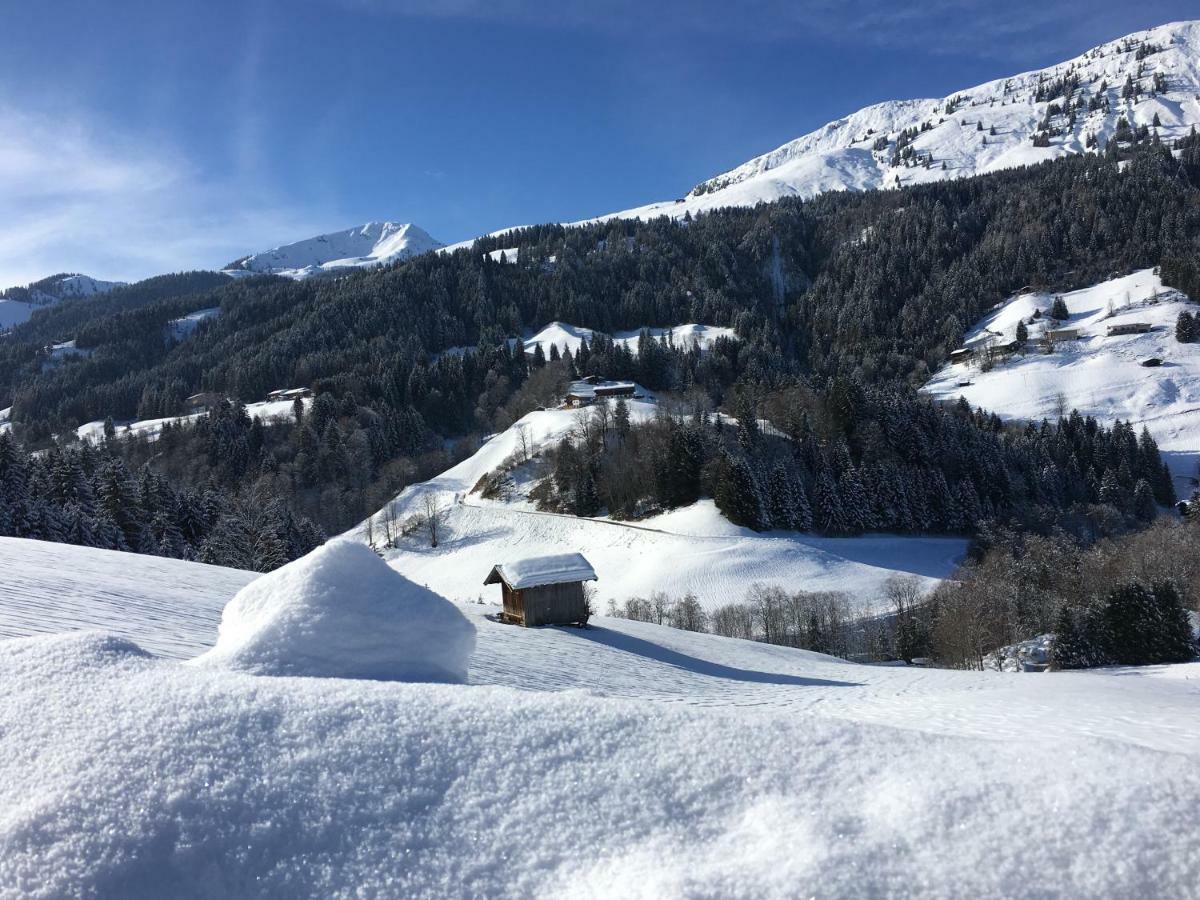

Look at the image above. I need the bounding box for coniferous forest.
[1,137,1199,576]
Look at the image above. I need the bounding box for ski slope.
[355,400,965,612]
[0,536,1198,896]
[924,269,1200,487]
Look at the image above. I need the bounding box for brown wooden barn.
[484,553,597,626]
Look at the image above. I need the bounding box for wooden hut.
[484,553,597,627]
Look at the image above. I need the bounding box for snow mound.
[192,541,474,682]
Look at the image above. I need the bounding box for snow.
[0,299,37,331]
[924,269,1200,487]
[0,274,124,331]
[487,246,518,263]
[193,541,474,682]
[523,321,736,358]
[1,538,1200,895]
[0,537,254,658]
[589,22,1200,225]
[440,21,1200,250]
[165,306,219,339]
[358,402,965,612]
[487,552,597,590]
[76,396,309,444]
[225,222,444,279]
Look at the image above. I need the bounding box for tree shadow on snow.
[563,626,862,687]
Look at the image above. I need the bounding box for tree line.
[0,431,323,572]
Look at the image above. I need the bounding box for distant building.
[185,391,225,413]
[1045,328,1081,341]
[949,348,973,364]
[564,380,638,407]
[565,383,596,408]
[267,387,312,402]
[987,339,1021,359]
[484,553,597,627]
[1106,322,1152,337]
[593,381,636,399]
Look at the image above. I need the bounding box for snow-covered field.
[0,536,1198,897]
[75,396,308,443]
[357,400,964,612]
[925,270,1200,487]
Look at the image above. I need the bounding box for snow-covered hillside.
[75,395,308,444]
[0,273,125,330]
[437,19,1200,255]
[1,536,1198,896]
[924,269,1200,489]
[598,21,1200,223]
[524,321,736,357]
[357,400,964,612]
[224,221,444,279]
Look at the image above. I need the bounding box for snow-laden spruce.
[192,540,475,681]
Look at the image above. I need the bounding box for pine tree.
[1176,311,1196,343]
[613,398,631,442]
[1050,296,1069,320]
[1102,581,1196,665]
[1050,604,1106,669]
[1098,469,1126,510]
[1132,478,1156,521]
[713,452,764,530]
[768,461,799,530]
[814,471,849,535]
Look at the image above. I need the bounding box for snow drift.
[192,541,474,682]
[2,629,1199,898]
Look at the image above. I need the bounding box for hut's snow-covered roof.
[485,553,598,590]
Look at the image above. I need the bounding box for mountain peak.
[225,221,445,280]
[585,19,1200,224]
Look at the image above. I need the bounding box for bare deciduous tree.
[420,495,445,548]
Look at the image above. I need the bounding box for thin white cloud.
[0,101,328,288]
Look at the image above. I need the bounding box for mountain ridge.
[223,221,444,280]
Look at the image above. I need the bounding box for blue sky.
[1,0,1195,286]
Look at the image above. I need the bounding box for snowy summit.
[224,221,445,280]
[580,21,1200,224]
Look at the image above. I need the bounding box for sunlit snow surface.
[924,269,1200,487]
[355,399,965,612]
[0,536,1199,897]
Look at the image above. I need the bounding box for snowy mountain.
[224,221,444,280]
[924,270,1200,494]
[0,273,125,331]
[588,20,1200,225]
[2,535,1199,896]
